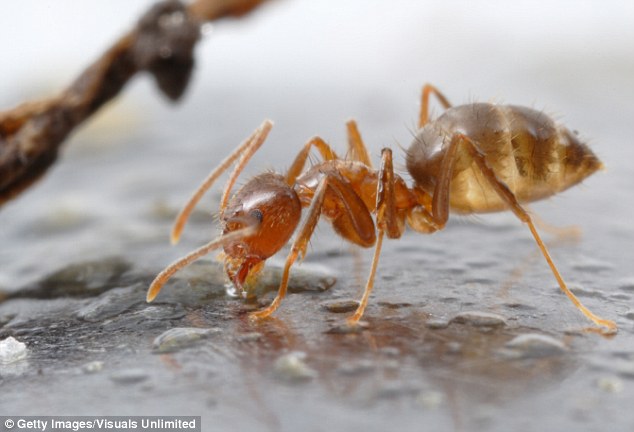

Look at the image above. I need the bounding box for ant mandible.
[147,84,617,333]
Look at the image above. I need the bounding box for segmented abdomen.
[407,103,602,214]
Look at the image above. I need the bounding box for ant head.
[221,173,302,288]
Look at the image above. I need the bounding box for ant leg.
[171,120,273,245]
[346,120,373,168]
[348,148,405,324]
[251,174,379,319]
[456,134,617,333]
[419,84,453,128]
[147,225,258,302]
[286,136,339,185]
[529,209,582,243]
[250,177,330,319]
[219,122,274,212]
[347,231,384,325]
[428,133,463,228]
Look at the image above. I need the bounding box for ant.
[147,84,616,333]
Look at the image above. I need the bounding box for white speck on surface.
[501,333,568,359]
[274,351,317,382]
[0,336,28,364]
[152,327,219,353]
[82,361,105,374]
[109,368,150,385]
[597,376,624,393]
[416,390,445,410]
[451,311,508,328]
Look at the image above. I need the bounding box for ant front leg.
[171,120,273,244]
[249,177,330,319]
[348,148,405,325]
[147,225,258,302]
[251,173,378,320]
[419,84,453,128]
[453,134,617,333]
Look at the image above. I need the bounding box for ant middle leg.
[419,84,453,128]
[348,148,406,324]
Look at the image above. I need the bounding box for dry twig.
[0,0,269,207]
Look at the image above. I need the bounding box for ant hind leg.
[530,209,583,244]
[456,134,616,333]
[346,120,373,167]
[419,84,453,128]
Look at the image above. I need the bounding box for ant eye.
[249,209,263,223]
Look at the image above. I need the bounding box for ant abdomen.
[407,103,603,214]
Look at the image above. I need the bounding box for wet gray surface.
[1,1,634,431]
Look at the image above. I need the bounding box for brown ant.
[146,84,616,333]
